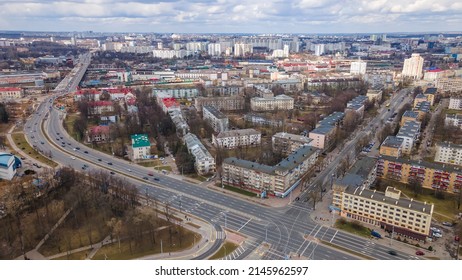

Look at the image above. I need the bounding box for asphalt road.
[23,61,421,260]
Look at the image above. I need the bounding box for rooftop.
[310,125,335,135]
[251,94,294,101]
[414,101,430,112]
[203,106,228,120]
[437,142,462,150]
[131,134,150,148]
[379,155,462,174]
[216,128,260,138]
[184,133,213,161]
[402,110,419,119]
[424,87,437,95]
[318,112,345,127]
[272,132,313,144]
[343,186,433,215]
[415,93,426,99]
[162,97,180,108]
[381,136,404,149]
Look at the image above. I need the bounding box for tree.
[408,177,423,198]
[0,103,9,123]
[308,190,321,210]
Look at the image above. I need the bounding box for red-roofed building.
[88,101,114,115]
[73,88,100,101]
[161,97,180,113]
[0,87,23,100]
[86,125,111,143]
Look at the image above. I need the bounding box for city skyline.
[0,0,461,34]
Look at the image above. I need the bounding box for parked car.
[442,222,453,227]
[433,232,443,238]
[416,250,425,256]
[154,177,160,181]
[388,250,397,256]
[107,162,113,165]
[110,171,115,175]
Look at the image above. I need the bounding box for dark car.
[84,151,89,154]
[76,147,80,150]
[388,250,397,256]
[154,177,160,181]
[110,171,115,175]
[107,162,113,165]
[143,177,149,180]
[97,158,102,161]
[416,251,425,256]
[148,173,154,176]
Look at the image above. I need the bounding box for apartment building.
[435,142,462,166]
[366,88,382,102]
[379,136,404,157]
[402,53,424,79]
[445,114,462,128]
[376,155,462,193]
[213,128,261,149]
[413,94,428,107]
[204,86,243,97]
[250,94,294,111]
[396,120,421,155]
[222,145,319,197]
[202,106,229,133]
[244,113,283,127]
[449,97,462,110]
[183,133,215,175]
[86,126,110,143]
[272,132,313,156]
[316,112,345,128]
[0,153,18,180]
[0,87,24,100]
[346,95,368,118]
[400,111,419,126]
[87,101,114,115]
[334,157,377,190]
[413,101,430,120]
[423,88,436,106]
[129,134,151,161]
[151,86,198,101]
[436,77,462,93]
[169,110,189,137]
[195,96,245,112]
[332,186,433,240]
[309,125,336,150]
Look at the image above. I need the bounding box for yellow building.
[333,185,433,240]
[413,94,427,107]
[379,136,404,157]
[377,155,462,193]
[400,111,419,126]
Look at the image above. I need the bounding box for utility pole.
[160,239,163,254]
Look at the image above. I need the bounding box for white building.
[152,49,191,59]
[445,114,462,128]
[234,43,253,57]
[396,120,421,155]
[222,145,319,197]
[0,87,23,100]
[0,153,18,180]
[314,44,325,56]
[272,132,313,156]
[203,106,229,133]
[207,43,221,56]
[213,129,261,149]
[350,60,367,75]
[129,134,151,161]
[449,97,462,110]
[402,53,424,79]
[250,94,294,111]
[184,133,215,175]
[435,142,462,166]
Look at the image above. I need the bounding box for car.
[295,197,300,201]
[76,147,80,150]
[57,132,60,135]
[81,166,86,170]
[107,162,113,165]
[154,177,160,181]
[430,227,441,233]
[143,177,149,180]
[60,137,63,139]
[67,142,71,145]
[388,250,397,256]
[97,158,102,161]
[160,157,165,160]
[71,156,76,160]
[73,148,77,151]
[442,222,453,227]
[148,173,154,176]
[127,168,131,172]
[110,171,115,175]
[84,151,88,154]
[61,144,66,147]
[416,250,425,256]
[40,141,44,144]
[433,232,443,238]
[455,235,460,242]
[62,142,65,145]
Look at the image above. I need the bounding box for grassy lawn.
[93,226,198,260]
[11,133,58,167]
[214,183,258,198]
[51,249,92,260]
[334,218,372,239]
[209,241,239,260]
[186,173,207,182]
[63,113,79,141]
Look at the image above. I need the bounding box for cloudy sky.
[0,0,461,33]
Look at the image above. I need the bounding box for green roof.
[131,134,150,148]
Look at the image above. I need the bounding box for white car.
[127,168,131,172]
[71,156,76,160]
[433,232,443,238]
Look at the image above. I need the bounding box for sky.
[0,0,461,34]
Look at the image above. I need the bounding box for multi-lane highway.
[24,57,420,260]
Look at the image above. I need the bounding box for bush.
[415,243,420,248]
[351,220,364,230]
[403,238,408,243]
[428,246,433,251]
[337,217,347,225]
[397,236,401,241]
